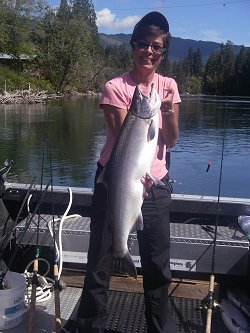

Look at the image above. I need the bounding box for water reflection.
[0,95,249,198]
[172,95,250,197]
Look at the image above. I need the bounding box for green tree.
[220,41,235,94]
[70,0,98,43]
[186,47,194,76]
[0,0,46,56]
[193,48,203,76]
[34,0,102,91]
[203,42,236,95]
[234,46,250,96]
[0,1,9,52]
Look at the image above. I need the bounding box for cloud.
[96,8,140,33]
[198,29,224,43]
[199,30,250,46]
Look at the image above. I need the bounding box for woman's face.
[132,34,165,73]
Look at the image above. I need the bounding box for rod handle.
[205,274,215,333]
[54,264,61,332]
[205,309,212,333]
[28,272,39,333]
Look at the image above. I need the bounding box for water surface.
[0,95,250,198]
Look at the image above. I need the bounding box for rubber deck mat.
[0,286,229,333]
[63,289,230,333]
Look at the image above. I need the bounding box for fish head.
[130,84,161,119]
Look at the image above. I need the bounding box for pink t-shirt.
[99,72,181,180]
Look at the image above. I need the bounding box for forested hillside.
[99,33,246,63]
[0,0,250,96]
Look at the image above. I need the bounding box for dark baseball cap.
[131,11,169,42]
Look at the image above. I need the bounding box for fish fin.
[136,212,144,231]
[96,252,137,279]
[112,253,137,279]
[147,121,157,141]
[130,213,143,233]
[146,172,165,187]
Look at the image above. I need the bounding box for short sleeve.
[100,80,129,110]
[169,79,181,104]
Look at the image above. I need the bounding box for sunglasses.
[132,40,166,54]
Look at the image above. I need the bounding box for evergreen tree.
[193,48,203,76]
[186,47,194,76]
[240,50,250,96]
[70,0,98,43]
[234,46,250,95]
[0,1,10,53]
[34,0,102,91]
[158,52,171,77]
[0,0,46,56]
[203,42,236,95]
[203,52,218,94]
[220,41,236,94]
[1,0,249,96]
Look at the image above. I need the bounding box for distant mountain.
[99,33,246,63]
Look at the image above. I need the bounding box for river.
[0,94,250,198]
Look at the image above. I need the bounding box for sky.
[48,0,250,46]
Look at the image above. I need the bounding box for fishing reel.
[0,277,10,290]
[24,271,53,303]
[0,159,14,180]
[201,295,220,313]
[51,278,67,292]
[0,159,14,198]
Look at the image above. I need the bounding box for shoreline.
[0,89,100,104]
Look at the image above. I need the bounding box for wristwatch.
[161,104,175,116]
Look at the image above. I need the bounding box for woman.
[76,11,181,333]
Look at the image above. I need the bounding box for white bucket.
[0,271,27,330]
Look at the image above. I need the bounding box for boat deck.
[0,273,230,333]
[1,189,250,332]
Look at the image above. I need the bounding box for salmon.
[96,84,162,278]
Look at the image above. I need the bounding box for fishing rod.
[205,103,228,333]
[0,160,15,238]
[28,104,50,333]
[0,181,51,289]
[27,199,43,333]
[27,248,39,333]
[22,180,51,333]
[48,151,62,333]
[54,252,62,333]
[0,176,37,261]
[0,176,36,290]
[49,181,62,333]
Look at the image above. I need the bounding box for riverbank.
[0,89,63,104]
[0,89,101,104]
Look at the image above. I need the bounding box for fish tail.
[96,252,137,279]
[112,252,137,279]
[95,253,113,273]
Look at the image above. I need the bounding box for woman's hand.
[161,88,179,148]
[141,174,154,198]
[161,88,174,112]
